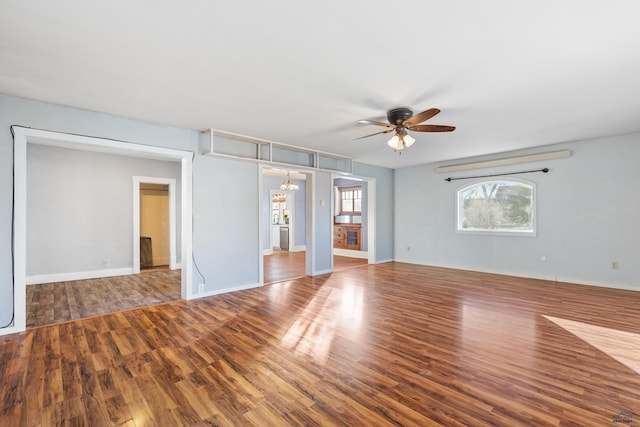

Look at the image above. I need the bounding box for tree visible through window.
[457,179,536,235]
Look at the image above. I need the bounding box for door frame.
[7,126,193,336]
[331,174,376,267]
[268,189,295,252]
[259,166,312,284]
[133,176,178,272]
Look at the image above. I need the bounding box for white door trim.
[133,176,178,272]
[260,166,314,283]
[366,178,376,265]
[6,126,193,337]
[268,189,295,251]
[330,174,376,270]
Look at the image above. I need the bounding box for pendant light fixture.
[280,172,299,191]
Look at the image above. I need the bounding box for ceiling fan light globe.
[387,134,401,149]
[403,134,416,148]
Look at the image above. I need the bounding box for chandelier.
[280,172,299,191]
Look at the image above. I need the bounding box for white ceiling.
[2,1,640,169]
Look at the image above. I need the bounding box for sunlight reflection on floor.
[281,280,364,364]
[544,315,640,375]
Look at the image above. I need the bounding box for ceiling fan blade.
[403,108,441,127]
[353,129,395,140]
[408,124,456,132]
[357,119,395,128]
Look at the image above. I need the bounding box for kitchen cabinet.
[334,224,361,251]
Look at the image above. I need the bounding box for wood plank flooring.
[3,262,640,426]
[26,254,366,328]
[26,269,181,328]
[263,252,367,284]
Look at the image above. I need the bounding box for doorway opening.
[7,127,193,336]
[133,177,178,273]
[140,184,170,269]
[262,168,307,284]
[331,174,376,270]
[269,190,295,253]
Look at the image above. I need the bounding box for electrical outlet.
[103,259,110,267]
[197,283,204,293]
[406,246,411,252]
[611,261,619,270]
[541,255,547,263]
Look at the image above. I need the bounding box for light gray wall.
[27,144,181,276]
[353,162,394,262]
[193,156,260,288]
[0,93,395,330]
[394,133,640,291]
[294,181,306,247]
[311,171,333,273]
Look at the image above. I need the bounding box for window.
[456,179,536,236]
[339,185,362,215]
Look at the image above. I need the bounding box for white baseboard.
[333,248,368,259]
[26,267,135,285]
[154,257,171,267]
[392,258,640,292]
[263,246,304,255]
[189,282,263,300]
[0,325,21,337]
[312,268,333,276]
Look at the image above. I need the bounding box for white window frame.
[338,185,362,216]
[456,178,537,237]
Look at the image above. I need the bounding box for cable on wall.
[2,127,17,328]
[190,152,206,287]
[444,168,549,182]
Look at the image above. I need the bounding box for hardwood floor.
[263,252,368,284]
[3,262,640,426]
[332,254,369,271]
[26,268,181,328]
[26,253,364,328]
[264,251,306,284]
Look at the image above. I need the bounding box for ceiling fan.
[355,107,455,152]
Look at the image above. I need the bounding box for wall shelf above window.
[203,128,353,174]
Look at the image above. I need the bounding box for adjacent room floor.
[263,251,368,284]
[26,268,181,328]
